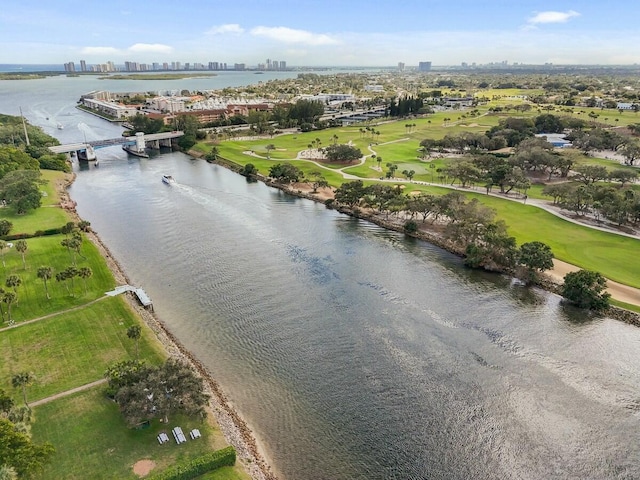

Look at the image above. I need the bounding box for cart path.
[0,295,109,332]
[548,259,640,306]
[30,378,107,407]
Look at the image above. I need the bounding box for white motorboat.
[162,175,175,185]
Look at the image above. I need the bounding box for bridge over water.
[48,131,184,155]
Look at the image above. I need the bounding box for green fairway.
[451,189,640,288]
[205,111,640,297]
[31,388,247,480]
[0,296,165,402]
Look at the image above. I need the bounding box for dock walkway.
[105,284,153,309]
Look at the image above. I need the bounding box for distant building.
[418,61,432,72]
[398,62,405,71]
[443,97,474,108]
[64,62,76,73]
[80,97,139,119]
[535,133,572,148]
[80,60,87,72]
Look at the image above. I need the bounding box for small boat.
[122,144,149,158]
[162,175,175,185]
[77,145,97,161]
[57,123,64,130]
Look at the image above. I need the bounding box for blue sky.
[1,1,638,66]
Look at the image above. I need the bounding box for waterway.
[3,75,640,479]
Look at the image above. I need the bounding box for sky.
[1,0,639,67]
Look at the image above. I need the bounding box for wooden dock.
[105,285,153,310]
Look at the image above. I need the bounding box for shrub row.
[3,227,63,241]
[148,446,236,480]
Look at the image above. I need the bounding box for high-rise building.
[279,61,286,70]
[398,62,405,71]
[418,61,432,72]
[64,62,76,72]
[80,60,86,72]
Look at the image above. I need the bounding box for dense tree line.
[543,179,640,226]
[386,96,424,117]
[0,388,55,478]
[333,181,554,276]
[0,115,69,174]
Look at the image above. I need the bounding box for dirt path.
[0,295,109,333]
[30,378,107,407]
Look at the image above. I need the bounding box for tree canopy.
[561,269,611,311]
[107,359,209,426]
[324,144,362,163]
[0,170,44,214]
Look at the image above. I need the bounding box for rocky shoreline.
[60,173,277,480]
[257,173,640,327]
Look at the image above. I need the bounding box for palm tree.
[37,266,53,299]
[0,240,7,268]
[78,267,93,294]
[127,325,142,360]
[3,291,16,324]
[429,162,437,183]
[14,240,27,270]
[64,266,78,296]
[11,372,34,409]
[0,464,18,480]
[56,270,70,295]
[5,275,21,302]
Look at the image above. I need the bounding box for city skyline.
[2,1,640,66]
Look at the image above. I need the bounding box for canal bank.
[59,173,277,480]
[212,157,640,327]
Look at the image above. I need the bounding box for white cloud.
[128,43,173,54]
[250,26,339,46]
[528,10,580,24]
[206,23,244,35]
[80,46,120,56]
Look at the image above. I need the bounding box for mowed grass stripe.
[0,296,165,402]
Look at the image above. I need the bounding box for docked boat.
[77,145,97,162]
[162,175,175,185]
[122,144,150,158]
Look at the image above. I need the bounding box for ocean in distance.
[2,74,640,480]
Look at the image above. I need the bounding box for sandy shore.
[59,173,277,480]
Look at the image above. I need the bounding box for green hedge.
[148,446,236,480]
[3,227,63,241]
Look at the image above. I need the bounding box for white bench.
[189,428,201,439]
[157,432,169,444]
[172,426,187,444]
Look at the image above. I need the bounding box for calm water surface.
[2,76,640,480]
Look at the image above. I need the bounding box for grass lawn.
[0,234,115,324]
[451,190,640,288]
[0,296,165,402]
[0,169,71,233]
[31,388,248,480]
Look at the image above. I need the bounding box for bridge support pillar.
[135,132,145,152]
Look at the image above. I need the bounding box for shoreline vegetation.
[199,151,640,326]
[59,174,277,480]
